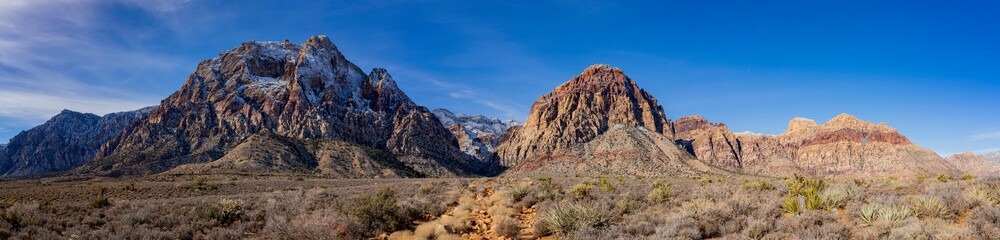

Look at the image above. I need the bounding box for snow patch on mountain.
[432,108,519,161]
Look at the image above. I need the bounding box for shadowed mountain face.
[673,114,961,178]
[431,108,518,175]
[0,108,153,178]
[72,36,486,177]
[496,65,708,176]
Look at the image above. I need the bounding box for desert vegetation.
[0,174,998,239]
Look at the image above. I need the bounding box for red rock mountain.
[77,36,484,177]
[496,65,713,176]
[674,114,960,178]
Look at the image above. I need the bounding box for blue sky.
[0,0,997,155]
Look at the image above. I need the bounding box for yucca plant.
[878,205,912,222]
[859,205,879,225]
[782,195,801,214]
[911,196,949,219]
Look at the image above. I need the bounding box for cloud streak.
[969,131,1000,141]
[0,0,185,123]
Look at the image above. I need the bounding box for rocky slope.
[77,36,483,177]
[431,109,518,167]
[0,108,153,178]
[984,151,1000,165]
[165,131,421,178]
[945,152,1000,177]
[496,64,704,176]
[674,114,960,178]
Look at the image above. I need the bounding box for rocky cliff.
[674,114,960,178]
[496,65,706,176]
[431,109,518,172]
[0,108,152,178]
[77,36,483,177]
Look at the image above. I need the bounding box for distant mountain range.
[0,36,994,179]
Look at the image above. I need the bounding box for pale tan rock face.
[497,65,703,176]
[945,152,1000,177]
[674,114,960,178]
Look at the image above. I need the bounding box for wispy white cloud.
[387,66,527,121]
[968,131,1000,141]
[0,0,187,123]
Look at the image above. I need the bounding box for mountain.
[431,109,518,172]
[984,151,1000,165]
[74,36,484,177]
[0,108,153,178]
[496,64,710,176]
[945,152,1000,177]
[674,114,960,178]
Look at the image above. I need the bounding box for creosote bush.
[540,201,613,235]
[347,187,407,234]
[647,180,672,204]
[90,187,111,209]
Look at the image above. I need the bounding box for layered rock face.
[496,65,701,176]
[80,36,481,177]
[0,108,152,178]
[945,152,1000,177]
[431,109,518,170]
[674,114,960,178]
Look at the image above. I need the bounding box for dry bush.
[646,180,671,204]
[968,205,1000,239]
[346,187,408,234]
[774,210,849,240]
[741,180,775,191]
[493,217,520,238]
[539,201,613,235]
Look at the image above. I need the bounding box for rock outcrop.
[431,109,518,173]
[78,36,483,177]
[0,108,152,178]
[674,114,960,178]
[945,152,1000,177]
[496,65,704,176]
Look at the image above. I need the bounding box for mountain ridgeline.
[0,36,992,179]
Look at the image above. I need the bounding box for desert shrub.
[647,180,672,204]
[535,177,562,200]
[598,176,616,191]
[937,174,954,182]
[418,183,435,194]
[820,186,857,211]
[570,183,592,199]
[742,180,775,191]
[90,187,112,209]
[782,195,800,214]
[195,199,246,226]
[347,187,407,234]
[859,204,912,225]
[878,205,913,223]
[965,185,1000,206]
[539,201,613,235]
[122,212,150,226]
[775,211,849,240]
[507,186,531,203]
[181,178,218,191]
[910,196,949,219]
[783,175,827,212]
[493,217,521,238]
[968,205,1000,239]
[859,205,879,225]
[961,173,976,181]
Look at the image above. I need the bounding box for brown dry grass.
[0,174,998,239]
